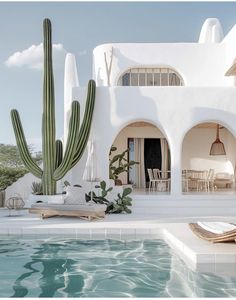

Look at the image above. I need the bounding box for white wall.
[222,24,236,86]
[182,127,235,174]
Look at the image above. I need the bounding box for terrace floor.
[133,187,236,196]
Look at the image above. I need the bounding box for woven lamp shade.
[209,124,226,156]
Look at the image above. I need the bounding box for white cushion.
[48,195,64,205]
[31,203,107,212]
[215,172,232,179]
[197,222,236,234]
[64,186,86,205]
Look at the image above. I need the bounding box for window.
[118,67,184,86]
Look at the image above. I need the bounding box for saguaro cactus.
[11,19,96,195]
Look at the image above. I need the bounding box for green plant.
[0,144,42,168]
[31,181,43,195]
[85,180,112,204]
[63,181,71,187]
[86,181,133,214]
[106,187,132,214]
[0,167,27,190]
[109,146,139,183]
[11,19,95,195]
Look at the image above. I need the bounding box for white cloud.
[5,43,66,70]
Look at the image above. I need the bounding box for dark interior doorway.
[128,138,162,185]
[144,138,162,183]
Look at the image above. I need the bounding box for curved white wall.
[93,43,230,87]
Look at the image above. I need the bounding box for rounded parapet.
[199,18,224,43]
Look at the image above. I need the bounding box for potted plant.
[10,18,96,202]
[109,146,139,186]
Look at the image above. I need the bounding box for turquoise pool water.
[0,237,236,297]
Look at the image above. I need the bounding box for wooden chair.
[186,170,207,191]
[147,168,157,191]
[197,169,214,192]
[153,169,170,192]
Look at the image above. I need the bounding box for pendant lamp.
[209,124,226,155]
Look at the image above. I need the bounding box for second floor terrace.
[92,18,236,88]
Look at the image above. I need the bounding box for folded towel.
[197,222,236,234]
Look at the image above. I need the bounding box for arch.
[181,119,236,146]
[109,120,171,193]
[117,66,185,86]
[181,121,236,194]
[108,117,171,156]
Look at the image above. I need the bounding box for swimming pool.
[0,237,236,297]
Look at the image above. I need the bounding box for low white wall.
[5,172,39,202]
[5,173,63,203]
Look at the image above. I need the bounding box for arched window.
[118,67,184,86]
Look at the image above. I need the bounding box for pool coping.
[0,208,236,275]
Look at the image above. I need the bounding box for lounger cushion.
[31,203,107,212]
[197,222,236,234]
[31,203,107,211]
[64,186,86,205]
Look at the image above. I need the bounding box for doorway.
[128,138,162,185]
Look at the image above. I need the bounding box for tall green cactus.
[11,18,96,195]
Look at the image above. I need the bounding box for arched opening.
[117,67,184,86]
[109,121,171,194]
[182,122,236,194]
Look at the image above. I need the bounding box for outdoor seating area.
[182,169,234,193]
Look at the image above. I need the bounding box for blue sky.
[1,1,236,151]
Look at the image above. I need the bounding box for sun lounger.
[29,203,107,221]
[189,222,236,243]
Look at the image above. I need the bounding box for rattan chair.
[189,223,236,243]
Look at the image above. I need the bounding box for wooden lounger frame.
[29,207,105,221]
[189,223,236,243]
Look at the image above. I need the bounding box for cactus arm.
[42,19,56,195]
[55,140,63,169]
[70,80,96,168]
[53,101,80,180]
[11,109,43,178]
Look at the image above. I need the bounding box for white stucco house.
[66,18,236,196]
[6,18,236,207]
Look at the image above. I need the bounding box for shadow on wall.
[107,88,170,153]
[182,107,236,139]
[113,47,186,86]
